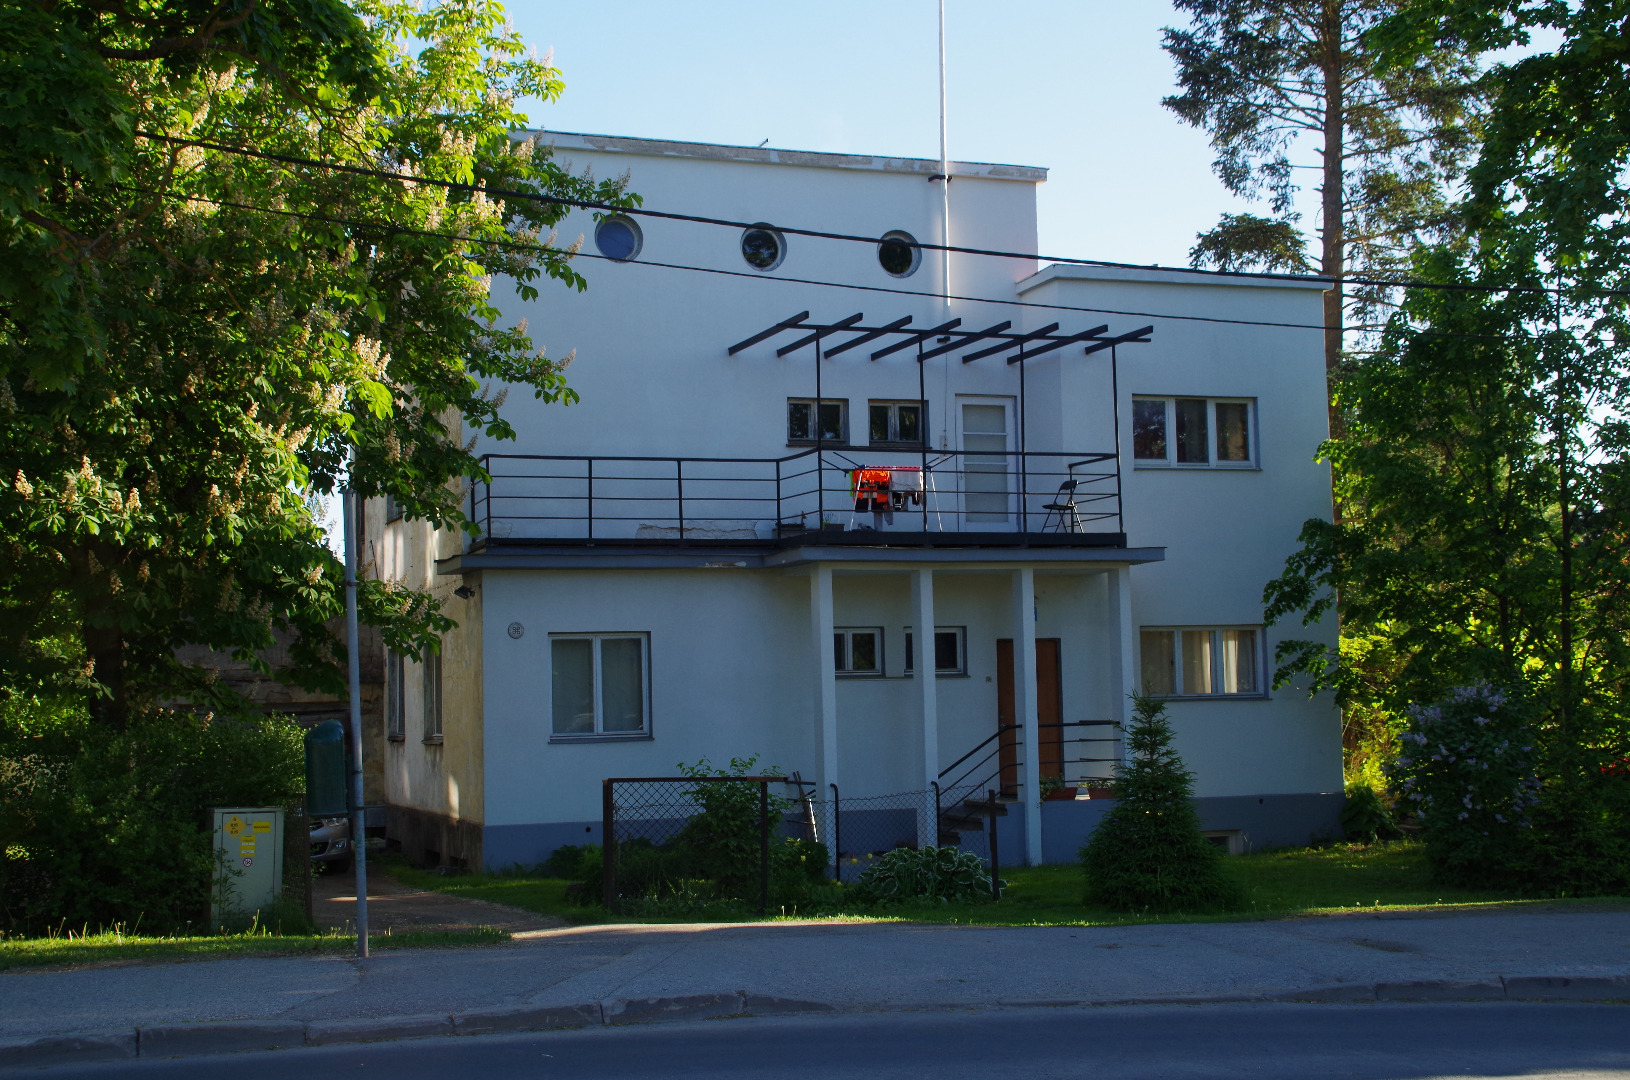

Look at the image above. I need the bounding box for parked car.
[310,816,352,873]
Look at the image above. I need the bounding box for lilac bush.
[1389,682,1540,884]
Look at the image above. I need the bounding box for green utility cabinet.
[210,806,285,926]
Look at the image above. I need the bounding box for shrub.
[1340,782,1400,843]
[851,846,995,905]
[0,700,304,934]
[543,844,588,880]
[1078,694,1241,912]
[671,756,791,897]
[1388,682,1539,886]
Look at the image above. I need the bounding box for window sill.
[387,733,405,743]
[1150,693,1270,702]
[904,672,970,679]
[549,732,654,744]
[422,735,444,745]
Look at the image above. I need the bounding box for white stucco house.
[373,130,1342,871]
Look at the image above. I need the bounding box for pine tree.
[1080,695,1241,912]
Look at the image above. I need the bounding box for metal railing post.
[988,788,1001,900]
[601,779,617,910]
[676,459,685,541]
[931,780,941,848]
[586,458,594,540]
[759,781,770,916]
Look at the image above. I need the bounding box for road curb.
[5,976,1627,1069]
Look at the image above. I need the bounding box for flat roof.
[532,130,1048,183]
[1017,262,1332,294]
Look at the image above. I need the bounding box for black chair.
[1041,479,1082,533]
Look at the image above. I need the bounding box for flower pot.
[1043,787,1078,802]
[1084,786,1115,800]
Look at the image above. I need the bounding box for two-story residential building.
[374,131,1342,872]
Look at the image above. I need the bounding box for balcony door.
[959,397,1014,527]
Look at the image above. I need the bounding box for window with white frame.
[1132,397,1255,467]
[422,647,443,742]
[834,627,883,676]
[868,400,925,447]
[788,398,849,445]
[551,633,650,738]
[386,649,405,740]
[903,626,966,675]
[1140,627,1262,697]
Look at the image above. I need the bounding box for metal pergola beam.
[727,311,810,356]
[871,318,963,361]
[918,320,1012,362]
[776,312,864,357]
[962,322,1058,363]
[1008,326,1106,363]
[824,315,914,358]
[1081,325,1155,356]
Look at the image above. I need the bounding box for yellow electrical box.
[210,807,285,926]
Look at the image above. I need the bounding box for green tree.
[1266,0,1630,890]
[1163,0,1484,373]
[1079,695,1241,912]
[0,0,637,725]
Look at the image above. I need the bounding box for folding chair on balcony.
[1040,478,1083,533]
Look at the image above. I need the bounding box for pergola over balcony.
[467,311,1154,551]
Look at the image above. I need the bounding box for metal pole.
[1017,349,1027,533]
[931,780,941,848]
[830,782,841,882]
[759,781,770,916]
[341,488,369,959]
[1111,344,1123,537]
[938,0,951,319]
[601,779,617,910]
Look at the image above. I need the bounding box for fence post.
[829,782,841,882]
[931,781,941,849]
[758,781,770,916]
[601,779,617,911]
[988,788,1001,901]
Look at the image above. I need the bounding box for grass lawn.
[391,842,1627,928]
[0,925,508,972]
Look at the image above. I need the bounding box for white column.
[1012,567,1042,865]
[810,566,839,870]
[1109,565,1136,767]
[912,568,939,848]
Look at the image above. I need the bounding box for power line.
[146,186,1543,344]
[140,131,1605,301]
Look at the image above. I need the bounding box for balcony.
[468,448,1125,550]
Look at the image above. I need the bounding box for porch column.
[1108,565,1136,766]
[810,565,839,873]
[1012,567,1042,865]
[912,568,939,849]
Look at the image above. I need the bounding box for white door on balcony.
[959,397,1014,527]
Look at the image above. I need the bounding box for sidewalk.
[3,905,1627,1067]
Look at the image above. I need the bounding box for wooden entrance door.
[996,638,1064,798]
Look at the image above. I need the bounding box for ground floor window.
[834,627,883,676]
[903,626,967,675]
[386,650,405,740]
[1140,627,1261,697]
[551,633,650,738]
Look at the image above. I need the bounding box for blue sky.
[504,1,1255,269]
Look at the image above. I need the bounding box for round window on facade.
[741,224,786,271]
[594,215,643,261]
[877,230,921,278]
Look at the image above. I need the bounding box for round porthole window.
[594,215,643,261]
[877,230,921,278]
[741,224,786,271]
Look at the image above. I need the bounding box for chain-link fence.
[811,784,1000,886]
[601,776,819,913]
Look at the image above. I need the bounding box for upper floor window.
[551,633,650,739]
[1140,627,1261,697]
[741,224,786,271]
[789,398,848,445]
[594,215,643,261]
[869,400,925,447]
[1132,397,1255,467]
[386,649,405,740]
[877,231,921,278]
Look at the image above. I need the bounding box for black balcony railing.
[468,448,1123,547]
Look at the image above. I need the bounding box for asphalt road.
[29,1002,1630,1080]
